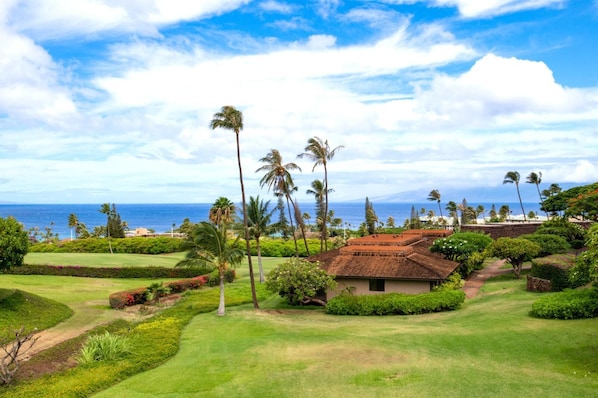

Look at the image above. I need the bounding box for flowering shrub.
[430,232,492,277]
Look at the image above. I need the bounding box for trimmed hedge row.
[5,264,210,279]
[531,288,598,319]
[30,237,185,254]
[530,255,576,292]
[108,275,209,309]
[325,290,466,316]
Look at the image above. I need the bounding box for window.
[369,279,385,292]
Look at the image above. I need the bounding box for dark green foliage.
[206,269,236,287]
[29,237,184,254]
[0,217,29,270]
[531,255,576,291]
[520,233,570,257]
[531,288,598,319]
[325,290,465,316]
[245,238,321,257]
[542,182,598,219]
[365,197,378,235]
[4,264,207,279]
[266,258,335,305]
[430,232,492,277]
[534,218,587,244]
[486,237,541,279]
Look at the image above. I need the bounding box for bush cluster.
[531,288,598,319]
[30,237,185,254]
[325,290,465,316]
[4,264,207,279]
[520,233,570,257]
[206,269,237,287]
[108,275,209,309]
[530,255,575,292]
[246,238,321,257]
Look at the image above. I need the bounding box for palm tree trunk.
[536,184,549,218]
[323,165,329,251]
[515,183,527,221]
[217,272,225,316]
[285,195,300,257]
[235,132,259,308]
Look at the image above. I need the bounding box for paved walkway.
[462,259,510,298]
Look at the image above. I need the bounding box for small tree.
[266,258,336,306]
[486,237,541,279]
[0,217,29,271]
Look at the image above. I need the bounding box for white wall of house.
[327,278,431,299]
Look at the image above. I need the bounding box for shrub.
[430,232,492,278]
[266,258,336,305]
[29,237,185,254]
[534,218,587,244]
[530,256,574,291]
[326,290,465,316]
[78,332,130,365]
[6,264,208,279]
[520,233,570,257]
[531,288,598,319]
[206,269,236,287]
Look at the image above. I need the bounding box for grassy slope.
[96,277,598,398]
[24,252,186,268]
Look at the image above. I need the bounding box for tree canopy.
[0,217,29,271]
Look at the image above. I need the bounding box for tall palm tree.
[298,136,344,251]
[210,106,258,309]
[526,171,548,218]
[99,203,114,254]
[246,195,273,283]
[292,197,310,256]
[209,197,236,228]
[256,149,302,257]
[445,200,458,228]
[68,213,79,240]
[503,171,526,221]
[177,222,244,316]
[306,179,333,251]
[427,189,444,222]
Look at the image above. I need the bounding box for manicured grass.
[24,252,187,268]
[94,277,597,397]
[0,289,73,336]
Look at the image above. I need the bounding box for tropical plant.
[298,136,344,251]
[503,171,526,221]
[445,201,458,228]
[266,258,336,306]
[485,237,541,279]
[364,197,378,235]
[78,332,130,365]
[526,171,548,217]
[427,189,444,222]
[256,149,302,257]
[210,105,259,309]
[246,195,273,283]
[176,222,244,316]
[68,213,79,240]
[208,197,236,228]
[306,179,332,250]
[0,217,29,271]
[430,232,493,277]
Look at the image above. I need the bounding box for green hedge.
[325,290,466,316]
[30,237,185,254]
[246,238,321,257]
[520,233,570,257]
[531,288,598,319]
[530,255,575,292]
[4,264,210,279]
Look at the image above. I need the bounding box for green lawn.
[24,252,187,268]
[95,277,597,398]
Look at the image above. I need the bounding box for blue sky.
[0,0,596,205]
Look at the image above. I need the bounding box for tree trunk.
[516,183,527,221]
[217,272,225,316]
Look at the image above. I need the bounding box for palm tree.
[503,171,526,221]
[177,222,243,316]
[256,149,302,257]
[298,137,344,251]
[209,197,236,228]
[246,195,273,283]
[526,171,548,218]
[68,213,79,240]
[306,179,333,251]
[427,189,444,222]
[210,106,259,309]
[99,203,114,254]
[445,201,458,228]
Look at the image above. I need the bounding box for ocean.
[0,202,542,240]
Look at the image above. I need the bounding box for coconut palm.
[526,171,548,218]
[256,149,302,257]
[210,106,258,309]
[503,171,526,221]
[298,136,344,251]
[209,197,236,228]
[68,213,79,240]
[178,222,243,316]
[446,201,458,228]
[99,203,114,254]
[246,195,273,283]
[427,189,444,222]
[306,179,333,251]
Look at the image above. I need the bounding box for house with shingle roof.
[309,230,459,299]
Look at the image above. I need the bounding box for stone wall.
[461,221,592,239]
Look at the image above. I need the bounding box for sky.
[0,0,597,205]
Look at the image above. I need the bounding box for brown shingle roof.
[313,231,458,281]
